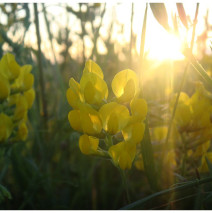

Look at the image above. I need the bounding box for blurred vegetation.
[0,2,212,210]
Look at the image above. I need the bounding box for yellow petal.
[117,79,135,103]
[175,103,191,129]
[0,53,20,81]
[80,72,108,105]
[67,78,84,109]
[14,95,28,121]
[83,60,104,79]
[99,102,130,134]
[130,98,148,121]
[109,142,125,165]
[16,122,28,141]
[68,110,83,132]
[170,92,189,109]
[107,112,119,135]
[21,65,34,91]
[119,151,132,170]
[84,81,97,105]
[122,122,145,144]
[153,126,168,141]
[0,113,13,142]
[79,104,102,135]
[112,69,138,102]
[79,134,99,155]
[11,65,34,92]
[24,88,35,109]
[109,141,136,170]
[0,73,10,100]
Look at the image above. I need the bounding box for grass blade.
[176,3,188,29]
[149,3,170,32]
[141,120,158,191]
[120,176,212,210]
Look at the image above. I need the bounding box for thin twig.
[139,3,148,91]
[34,3,48,125]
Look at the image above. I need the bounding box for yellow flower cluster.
[171,83,212,135]
[67,60,147,170]
[0,53,35,143]
[171,83,212,172]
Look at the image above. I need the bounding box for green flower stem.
[93,150,110,159]
[105,135,113,148]
[10,89,22,95]
[180,133,187,176]
[120,169,131,204]
[120,176,212,210]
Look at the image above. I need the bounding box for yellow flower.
[122,121,145,144]
[134,154,144,171]
[112,69,139,103]
[99,102,129,135]
[66,78,83,109]
[80,72,108,105]
[109,141,136,170]
[174,103,192,130]
[81,60,108,105]
[80,104,102,135]
[11,65,34,92]
[0,113,13,142]
[172,86,212,133]
[68,110,83,133]
[153,126,168,141]
[66,60,149,170]
[190,97,211,129]
[0,73,10,100]
[13,95,28,121]
[170,92,190,108]
[83,59,104,79]
[79,134,99,155]
[68,104,102,136]
[67,60,108,107]
[0,53,20,81]
[24,88,35,109]
[130,98,148,121]
[15,122,28,141]
[121,98,147,144]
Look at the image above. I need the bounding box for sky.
[2,2,212,63]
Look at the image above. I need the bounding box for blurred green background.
[0,3,212,210]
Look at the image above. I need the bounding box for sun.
[145,30,185,61]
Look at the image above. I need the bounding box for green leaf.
[141,120,158,191]
[149,3,170,32]
[176,3,188,29]
[0,184,12,203]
